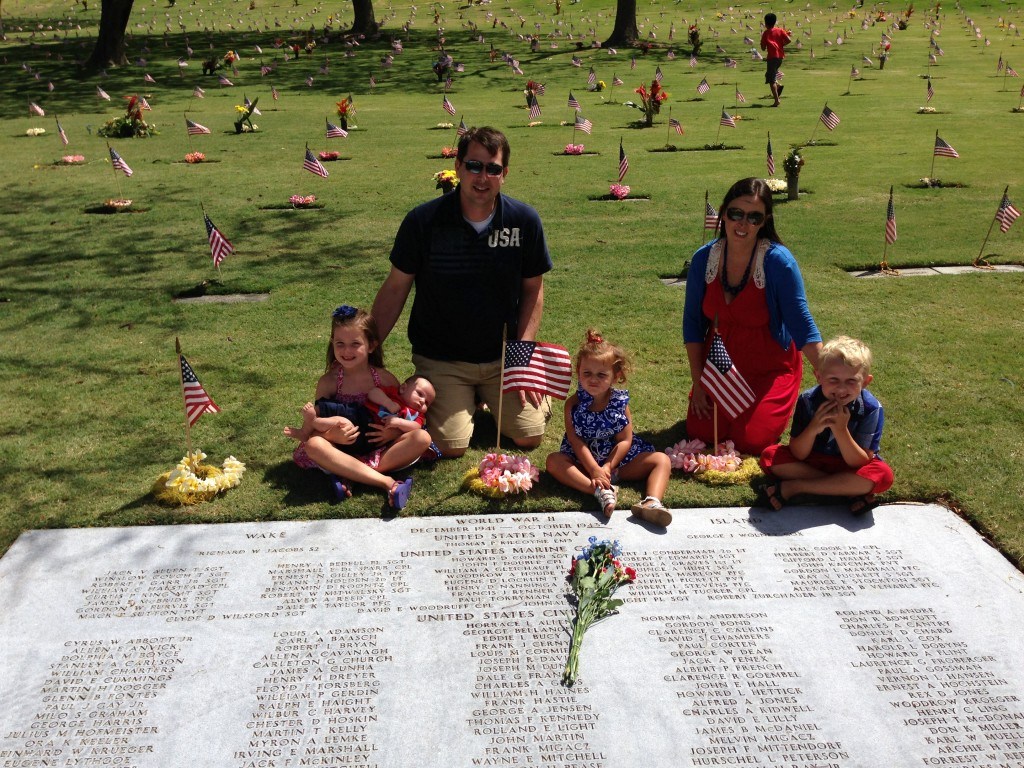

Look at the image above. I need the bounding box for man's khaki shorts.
[413,354,551,451]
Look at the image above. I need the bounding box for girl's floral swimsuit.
[559,387,655,467]
[293,366,385,471]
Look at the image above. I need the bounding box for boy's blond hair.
[818,336,873,376]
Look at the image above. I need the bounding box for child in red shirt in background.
[761,13,791,107]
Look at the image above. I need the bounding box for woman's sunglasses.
[725,208,767,226]
[462,159,505,177]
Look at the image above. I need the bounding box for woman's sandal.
[330,477,351,504]
[631,496,673,527]
[849,493,878,516]
[593,485,618,517]
[757,483,788,511]
[388,478,413,510]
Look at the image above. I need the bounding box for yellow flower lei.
[152,451,245,505]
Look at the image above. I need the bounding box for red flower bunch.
[635,79,667,109]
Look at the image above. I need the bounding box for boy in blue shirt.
[759,336,894,514]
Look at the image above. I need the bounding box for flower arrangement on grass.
[917,106,936,114]
[26,127,46,136]
[234,98,258,133]
[626,79,668,126]
[564,143,585,155]
[462,452,539,498]
[103,198,133,211]
[336,96,355,130]
[764,177,787,194]
[152,451,245,506]
[318,150,340,161]
[562,537,635,686]
[609,183,631,200]
[665,438,762,485]
[433,169,458,193]
[436,122,454,129]
[440,146,458,158]
[98,95,157,138]
[783,148,805,177]
[59,155,85,165]
[184,151,206,164]
[289,194,317,208]
[587,79,606,92]
[527,121,543,127]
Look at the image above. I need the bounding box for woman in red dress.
[683,178,822,455]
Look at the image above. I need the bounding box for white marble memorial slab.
[2,504,1023,768]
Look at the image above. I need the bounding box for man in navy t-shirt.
[371,126,553,458]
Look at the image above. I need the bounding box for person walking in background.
[761,12,791,106]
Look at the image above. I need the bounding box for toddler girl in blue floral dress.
[546,329,673,526]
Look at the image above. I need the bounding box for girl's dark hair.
[325,306,384,372]
[575,328,632,385]
[717,177,783,245]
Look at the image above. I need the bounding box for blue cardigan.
[682,238,821,351]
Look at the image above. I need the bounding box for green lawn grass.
[1,0,1022,565]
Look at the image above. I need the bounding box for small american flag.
[697,77,710,95]
[204,212,234,267]
[933,134,958,158]
[704,201,719,230]
[144,73,156,83]
[271,85,279,101]
[260,64,273,76]
[997,55,1004,72]
[631,56,637,70]
[735,87,747,104]
[218,74,234,86]
[534,83,546,95]
[305,75,314,87]
[56,118,68,146]
[885,186,898,245]
[819,105,840,131]
[588,67,597,85]
[193,85,205,99]
[457,118,469,137]
[851,65,860,78]
[862,55,873,66]
[109,147,133,177]
[445,74,453,90]
[502,341,573,400]
[689,54,697,68]
[926,77,934,101]
[766,135,775,176]
[725,58,737,68]
[97,86,111,100]
[669,117,684,136]
[720,109,736,128]
[572,56,583,67]
[369,75,376,89]
[29,101,45,117]
[186,118,210,135]
[326,119,348,139]
[654,66,663,82]
[618,140,629,182]
[567,91,581,110]
[140,97,152,111]
[303,147,329,177]
[180,354,221,426]
[575,113,593,134]
[1007,64,1020,77]
[442,95,457,115]
[996,190,1021,233]
[612,74,624,86]
[700,333,755,419]
[528,93,542,119]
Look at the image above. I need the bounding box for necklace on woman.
[721,243,756,298]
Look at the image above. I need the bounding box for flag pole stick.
[666,106,672,145]
[106,142,124,201]
[930,129,937,180]
[733,83,738,110]
[973,186,1005,269]
[496,325,507,451]
[176,337,194,457]
[715,107,723,144]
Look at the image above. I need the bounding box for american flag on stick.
[97,86,111,100]
[29,101,45,116]
[502,341,573,400]
[700,332,755,419]
[56,118,68,146]
[885,186,898,245]
[303,146,329,177]
[326,119,348,139]
[654,66,663,82]
[996,189,1021,233]
[926,77,934,101]
[218,74,234,86]
[704,200,720,230]
[457,117,469,137]
[819,105,840,131]
[766,134,775,176]
[204,212,234,267]
[933,134,958,158]
[574,113,593,134]
[669,117,684,136]
[179,351,221,427]
[720,109,736,128]
[618,139,629,182]
[193,85,205,99]
[528,93,542,119]
[442,95,457,115]
[186,117,211,135]
[612,74,624,86]
[697,77,710,95]
[109,146,133,177]
[588,67,597,85]
[567,91,581,110]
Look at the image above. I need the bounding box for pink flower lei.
[477,452,539,494]
[665,439,744,473]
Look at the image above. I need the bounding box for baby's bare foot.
[283,403,318,442]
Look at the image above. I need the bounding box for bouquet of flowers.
[783,148,804,177]
[98,95,157,138]
[440,146,458,158]
[562,537,635,686]
[336,96,355,129]
[152,451,246,505]
[564,143,585,155]
[462,452,539,498]
[627,79,668,126]
[609,183,631,199]
[289,194,317,208]
[185,152,206,164]
[59,155,85,165]
[318,150,340,161]
[665,439,762,485]
[433,169,458,193]
[26,127,46,136]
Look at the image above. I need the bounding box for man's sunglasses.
[463,159,505,177]
[725,208,767,226]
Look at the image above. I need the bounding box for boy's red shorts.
[760,444,894,494]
